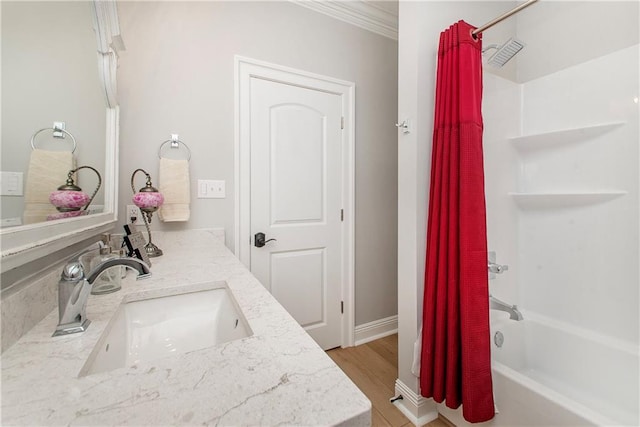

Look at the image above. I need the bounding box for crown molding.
[291,0,398,40]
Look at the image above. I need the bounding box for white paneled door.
[249,77,343,350]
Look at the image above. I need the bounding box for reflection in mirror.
[1,1,106,228]
[48,165,102,220]
[1,0,121,274]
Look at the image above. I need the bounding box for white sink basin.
[79,282,252,377]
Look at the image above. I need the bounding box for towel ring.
[158,138,191,161]
[30,127,77,153]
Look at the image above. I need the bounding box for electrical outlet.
[127,205,140,225]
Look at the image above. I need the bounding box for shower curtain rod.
[472,0,539,37]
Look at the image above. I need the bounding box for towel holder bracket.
[53,122,66,138]
[170,133,180,149]
[158,135,191,161]
[30,124,77,153]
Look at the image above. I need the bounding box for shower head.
[484,38,525,68]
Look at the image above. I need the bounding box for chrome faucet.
[489,294,523,321]
[53,257,151,337]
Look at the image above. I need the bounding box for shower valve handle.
[488,262,509,274]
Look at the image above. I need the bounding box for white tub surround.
[1,229,371,426]
[439,309,639,427]
[474,43,639,427]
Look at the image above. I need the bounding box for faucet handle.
[55,261,92,337]
[488,262,509,274]
[488,251,509,278]
[62,262,84,281]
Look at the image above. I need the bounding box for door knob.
[254,232,277,248]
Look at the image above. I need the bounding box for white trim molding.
[291,0,398,40]
[354,315,398,346]
[394,379,439,427]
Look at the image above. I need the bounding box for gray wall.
[117,1,398,326]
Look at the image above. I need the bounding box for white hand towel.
[158,157,190,222]
[23,149,75,224]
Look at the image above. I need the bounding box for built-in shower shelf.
[509,122,625,152]
[509,191,627,209]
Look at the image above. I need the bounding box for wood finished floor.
[327,334,452,427]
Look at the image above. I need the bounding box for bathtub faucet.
[489,294,523,321]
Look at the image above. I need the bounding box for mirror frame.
[0,0,122,273]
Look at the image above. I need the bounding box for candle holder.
[131,168,164,257]
[48,166,102,220]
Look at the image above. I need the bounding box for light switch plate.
[197,179,225,199]
[0,171,23,196]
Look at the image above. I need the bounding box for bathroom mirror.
[0,0,123,273]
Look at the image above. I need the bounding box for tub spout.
[489,294,523,321]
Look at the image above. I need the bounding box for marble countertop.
[1,229,371,426]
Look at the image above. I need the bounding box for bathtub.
[438,310,639,426]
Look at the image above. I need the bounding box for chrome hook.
[395,119,411,134]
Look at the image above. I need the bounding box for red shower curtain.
[420,20,494,423]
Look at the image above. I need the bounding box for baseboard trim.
[354,315,398,346]
[393,379,438,427]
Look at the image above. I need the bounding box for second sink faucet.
[53,257,151,337]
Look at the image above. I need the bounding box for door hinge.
[341,116,344,130]
[341,301,344,314]
[340,209,344,221]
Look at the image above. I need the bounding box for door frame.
[234,55,355,347]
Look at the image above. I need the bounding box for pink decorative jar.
[46,210,88,221]
[132,191,164,210]
[48,166,101,217]
[49,190,90,211]
[131,168,164,224]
